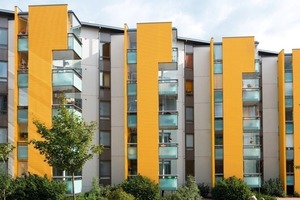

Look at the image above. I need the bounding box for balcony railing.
[244,175,261,187]
[18,109,28,123]
[215,145,223,160]
[18,35,28,52]
[159,143,178,159]
[287,175,294,186]
[286,149,294,160]
[159,80,178,96]
[18,73,28,87]
[128,114,137,128]
[127,49,136,64]
[53,69,82,91]
[159,112,178,129]
[53,176,82,195]
[215,119,223,131]
[243,146,261,159]
[159,175,178,191]
[243,119,260,131]
[172,48,178,63]
[52,105,82,117]
[243,90,260,102]
[285,97,293,108]
[128,143,137,159]
[68,33,82,58]
[127,83,137,95]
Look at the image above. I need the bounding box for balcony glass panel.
[159,81,178,95]
[159,176,178,190]
[287,175,294,186]
[244,176,261,187]
[286,123,293,134]
[214,44,222,60]
[215,103,223,117]
[244,160,260,173]
[18,36,28,51]
[243,119,260,131]
[128,114,137,128]
[159,113,178,128]
[215,119,223,131]
[159,143,178,159]
[19,88,28,106]
[243,147,261,159]
[128,143,137,159]
[215,146,223,160]
[214,63,222,74]
[127,83,136,95]
[286,149,294,160]
[285,97,293,108]
[285,83,293,96]
[18,109,28,123]
[215,91,223,102]
[127,49,136,64]
[53,176,82,194]
[68,33,82,58]
[18,73,28,87]
[172,48,178,63]
[243,90,260,102]
[285,72,293,82]
[255,59,260,73]
[128,96,137,112]
[243,79,259,89]
[52,105,82,118]
[18,145,28,160]
[286,134,293,148]
[53,70,82,91]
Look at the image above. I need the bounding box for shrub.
[211,176,252,200]
[80,178,111,200]
[107,188,134,200]
[198,182,210,198]
[261,178,285,197]
[121,175,159,200]
[254,193,276,200]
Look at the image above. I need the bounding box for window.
[186,107,194,122]
[185,160,194,177]
[100,131,110,148]
[0,128,7,143]
[185,80,193,94]
[215,103,223,117]
[214,91,223,102]
[0,62,7,82]
[159,97,176,111]
[215,133,223,145]
[185,45,193,69]
[286,122,293,134]
[19,88,28,106]
[215,160,223,174]
[0,28,8,48]
[99,42,110,60]
[159,161,171,174]
[286,110,293,121]
[286,134,294,148]
[243,106,259,117]
[244,132,260,145]
[244,160,260,174]
[285,83,293,96]
[100,101,110,119]
[159,132,171,143]
[100,71,110,87]
[128,95,137,112]
[100,161,111,177]
[186,134,194,148]
[18,143,28,160]
[214,44,222,60]
[214,63,222,74]
[0,95,7,114]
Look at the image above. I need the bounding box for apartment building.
[1,3,300,195]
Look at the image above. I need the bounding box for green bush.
[254,193,276,200]
[198,182,210,198]
[107,188,134,200]
[121,175,159,200]
[260,178,285,197]
[79,178,111,200]
[7,173,66,200]
[211,176,252,200]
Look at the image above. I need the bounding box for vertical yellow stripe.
[223,37,255,178]
[137,23,172,182]
[124,24,129,179]
[210,38,215,186]
[278,50,286,191]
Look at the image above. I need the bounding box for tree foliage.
[261,178,285,197]
[0,143,14,162]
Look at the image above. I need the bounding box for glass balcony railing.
[254,59,260,73]
[53,69,82,91]
[215,119,223,131]
[18,73,28,87]
[159,80,178,95]
[243,119,260,131]
[127,49,137,64]
[159,175,178,191]
[286,123,293,134]
[243,90,260,102]
[52,105,82,118]
[128,114,137,128]
[68,33,82,58]
[53,176,82,194]
[215,146,223,160]
[243,147,261,159]
[18,35,28,52]
[18,109,28,123]
[127,83,137,95]
[128,143,137,159]
[172,48,178,63]
[286,149,294,160]
[287,175,294,186]
[159,143,178,159]
[159,113,178,129]
[285,97,293,108]
[285,72,293,82]
[244,175,261,187]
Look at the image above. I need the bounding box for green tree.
[31,97,103,200]
[0,143,14,200]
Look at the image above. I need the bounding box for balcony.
[243,147,261,159]
[172,48,178,63]
[243,119,260,131]
[18,73,28,87]
[127,83,137,95]
[128,143,137,159]
[68,33,82,58]
[285,97,293,108]
[286,149,294,160]
[244,175,261,188]
[287,175,294,186]
[53,69,82,91]
[159,80,178,96]
[52,105,82,117]
[159,112,178,129]
[215,146,223,160]
[215,119,223,131]
[159,175,178,191]
[18,109,28,123]
[127,49,136,64]
[243,90,260,103]
[53,176,82,195]
[159,143,178,159]
[128,114,137,128]
[18,35,28,52]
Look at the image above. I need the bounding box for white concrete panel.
[110,67,124,97]
[82,65,99,95]
[194,77,210,103]
[194,47,210,77]
[111,97,124,127]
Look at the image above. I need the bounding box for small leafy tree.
[0,143,14,200]
[107,188,135,200]
[198,182,210,198]
[121,174,160,200]
[211,176,252,200]
[31,97,103,200]
[261,178,285,197]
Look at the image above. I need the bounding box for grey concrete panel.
[111,97,124,127]
[82,65,99,95]
[263,157,279,180]
[195,157,211,185]
[262,57,278,84]
[263,109,279,133]
[194,47,210,77]
[111,155,125,185]
[194,77,210,103]
[111,67,124,97]
[194,103,211,130]
[262,84,278,109]
[263,132,279,157]
[195,130,212,157]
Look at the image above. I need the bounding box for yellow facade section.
[124,24,129,179]
[222,37,255,178]
[136,22,172,182]
[27,5,68,176]
[293,49,300,192]
[210,38,215,186]
[278,50,286,191]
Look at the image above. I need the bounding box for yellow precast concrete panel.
[292,49,300,192]
[124,24,129,179]
[278,50,286,191]
[136,22,172,182]
[222,37,255,178]
[28,5,68,176]
[210,38,215,186]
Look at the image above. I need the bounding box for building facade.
[1,4,300,195]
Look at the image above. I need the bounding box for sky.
[2,0,300,52]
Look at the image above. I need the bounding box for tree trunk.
[72,172,76,200]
